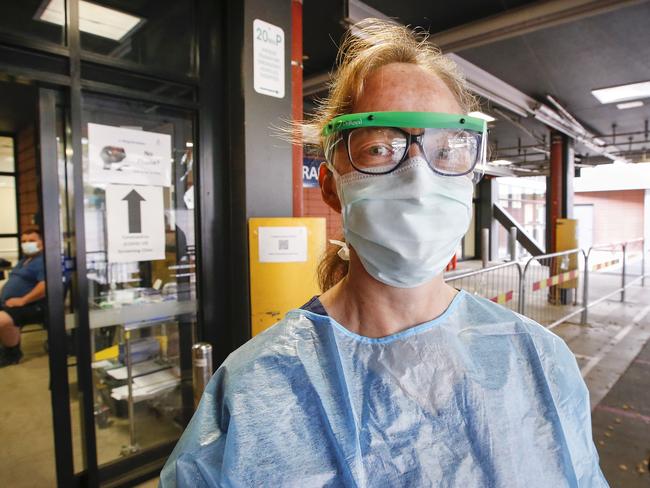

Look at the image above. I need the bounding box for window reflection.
[80,0,196,77]
[497,176,547,259]
[81,95,197,463]
[38,0,143,42]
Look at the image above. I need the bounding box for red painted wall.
[574,190,644,245]
[303,187,342,240]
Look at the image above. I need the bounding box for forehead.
[352,63,462,114]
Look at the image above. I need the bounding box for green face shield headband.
[322,111,488,177]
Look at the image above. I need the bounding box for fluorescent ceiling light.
[468,111,496,122]
[490,159,512,166]
[36,0,142,41]
[616,100,644,110]
[591,81,650,104]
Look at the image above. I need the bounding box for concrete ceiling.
[303,0,650,174]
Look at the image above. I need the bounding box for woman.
[161,19,607,487]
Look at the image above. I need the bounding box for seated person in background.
[0,228,46,367]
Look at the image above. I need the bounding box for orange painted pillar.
[549,130,564,253]
[291,0,304,217]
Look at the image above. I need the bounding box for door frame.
[2,0,231,484]
[37,60,199,488]
[39,87,77,488]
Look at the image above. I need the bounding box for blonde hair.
[305,19,477,291]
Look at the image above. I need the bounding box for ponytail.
[318,237,349,292]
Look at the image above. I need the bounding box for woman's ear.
[319,163,341,213]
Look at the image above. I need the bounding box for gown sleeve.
[159,367,230,488]
[544,334,610,487]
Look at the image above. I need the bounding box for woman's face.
[330,62,463,176]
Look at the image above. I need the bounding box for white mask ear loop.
[329,239,350,261]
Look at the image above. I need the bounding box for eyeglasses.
[323,112,487,176]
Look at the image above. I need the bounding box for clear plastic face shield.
[323,112,488,183]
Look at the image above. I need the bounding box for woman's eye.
[366,144,391,157]
[436,148,451,160]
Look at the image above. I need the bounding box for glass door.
[77,93,198,471]
[40,88,199,484]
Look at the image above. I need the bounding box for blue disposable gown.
[160,290,608,487]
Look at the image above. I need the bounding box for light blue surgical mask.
[331,157,473,288]
[21,241,40,256]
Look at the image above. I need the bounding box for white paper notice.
[105,184,165,263]
[253,19,285,98]
[258,226,307,263]
[88,123,172,186]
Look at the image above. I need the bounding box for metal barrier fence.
[444,261,522,313]
[520,249,586,329]
[444,238,647,329]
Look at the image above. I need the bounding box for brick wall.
[16,125,40,232]
[303,187,342,240]
[574,190,644,245]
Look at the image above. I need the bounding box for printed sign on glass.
[105,184,165,263]
[88,123,172,186]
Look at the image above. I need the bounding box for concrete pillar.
[205,0,293,359]
[241,1,293,218]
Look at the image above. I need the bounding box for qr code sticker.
[278,239,289,250]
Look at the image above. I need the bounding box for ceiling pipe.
[533,101,625,162]
[546,94,584,129]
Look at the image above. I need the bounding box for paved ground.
[553,284,650,487]
[0,327,180,487]
[591,340,650,487]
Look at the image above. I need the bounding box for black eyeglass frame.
[336,127,483,176]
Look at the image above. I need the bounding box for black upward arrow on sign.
[122,189,145,233]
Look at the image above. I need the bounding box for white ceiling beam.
[446,54,536,118]
[428,0,648,53]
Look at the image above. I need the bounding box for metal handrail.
[521,248,586,275]
[444,260,522,282]
[589,237,643,250]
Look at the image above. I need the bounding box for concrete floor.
[0,328,57,487]
[591,340,650,487]
[553,284,650,487]
[0,328,181,487]
[1,283,649,487]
